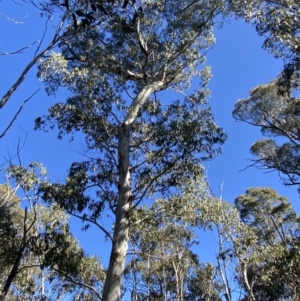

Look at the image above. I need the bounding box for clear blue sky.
[1,1,299,265]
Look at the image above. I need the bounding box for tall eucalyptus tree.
[36,1,227,300]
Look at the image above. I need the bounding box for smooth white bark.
[102,82,163,301]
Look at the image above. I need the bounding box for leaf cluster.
[233,82,300,190]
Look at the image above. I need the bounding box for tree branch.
[0,41,39,56]
[0,15,67,109]
[65,210,114,242]
[0,88,41,139]
[51,267,103,300]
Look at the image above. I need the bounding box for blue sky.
[1,1,300,266]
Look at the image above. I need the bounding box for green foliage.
[186,263,222,301]
[234,187,300,301]
[196,186,300,301]
[125,183,222,301]
[233,82,300,191]
[0,185,22,281]
[4,1,300,300]
[0,163,105,300]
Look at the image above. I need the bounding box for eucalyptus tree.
[0,163,105,301]
[197,195,247,301]
[198,187,300,301]
[36,1,227,300]
[125,200,199,301]
[233,82,300,191]
[124,186,222,301]
[234,187,300,301]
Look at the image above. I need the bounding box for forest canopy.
[1,0,300,300]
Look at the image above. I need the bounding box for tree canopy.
[229,0,300,91]
[0,163,105,301]
[233,81,300,191]
[34,1,227,300]
[1,0,300,300]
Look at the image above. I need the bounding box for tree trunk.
[241,262,256,301]
[0,208,29,301]
[102,82,163,301]
[102,124,131,301]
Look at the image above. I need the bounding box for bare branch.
[65,209,114,242]
[0,88,41,139]
[51,267,103,300]
[34,16,50,58]
[0,14,67,109]
[0,41,39,56]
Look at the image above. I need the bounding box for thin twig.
[0,88,41,139]
[34,16,50,58]
[0,41,39,56]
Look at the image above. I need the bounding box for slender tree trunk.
[102,124,132,301]
[216,226,232,301]
[102,82,163,301]
[241,262,256,301]
[0,245,26,301]
[0,208,29,301]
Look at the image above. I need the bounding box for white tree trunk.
[241,262,257,301]
[102,82,163,301]
[102,124,131,301]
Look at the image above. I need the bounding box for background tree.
[235,187,300,301]
[0,163,105,301]
[124,180,222,301]
[197,186,300,301]
[0,184,23,295]
[232,82,300,192]
[226,0,300,192]
[36,1,227,300]
[197,194,247,301]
